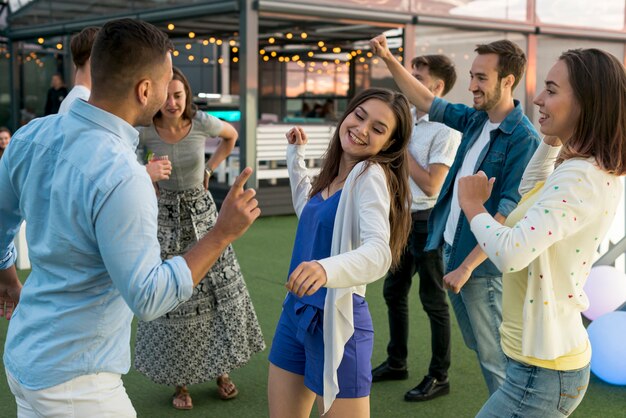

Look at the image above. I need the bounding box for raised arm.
[370,34,434,113]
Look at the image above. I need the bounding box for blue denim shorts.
[269,293,374,398]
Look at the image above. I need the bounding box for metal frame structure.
[3,0,626,201]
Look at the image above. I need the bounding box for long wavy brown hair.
[310,88,413,269]
[556,49,626,175]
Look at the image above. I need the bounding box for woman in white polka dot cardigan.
[457,48,626,417]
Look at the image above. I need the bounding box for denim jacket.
[425,97,540,277]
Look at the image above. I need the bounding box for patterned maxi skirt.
[134,185,265,386]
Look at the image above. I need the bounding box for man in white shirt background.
[372,53,461,402]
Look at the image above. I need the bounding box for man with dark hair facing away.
[0,18,260,416]
[372,54,461,402]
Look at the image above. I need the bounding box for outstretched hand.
[286,126,308,145]
[369,34,393,60]
[213,167,261,242]
[286,261,327,297]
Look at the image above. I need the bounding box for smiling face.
[160,79,187,121]
[533,59,580,142]
[338,98,397,165]
[469,53,504,111]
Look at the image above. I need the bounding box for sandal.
[216,375,239,400]
[172,386,193,410]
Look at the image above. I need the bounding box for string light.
[399,47,404,52]
[232,47,239,53]
[216,39,223,45]
[307,51,314,57]
[229,39,236,46]
[173,50,180,57]
[56,43,63,50]
[271,51,277,57]
[218,57,224,64]
[332,47,341,53]
[317,41,324,47]
[301,32,308,39]
[188,55,194,61]
[233,57,239,63]
[189,32,196,39]
[286,33,293,39]
[202,40,209,46]
[259,49,266,55]
[37,38,44,44]
[209,37,216,43]
[263,56,269,61]
[203,57,209,63]
[334,59,340,64]
[366,52,373,58]
[278,56,285,62]
[268,37,275,44]
[321,46,327,52]
[185,43,192,50]
[359,57,365,62]
[167,23,175,30]
[292,54,299,61]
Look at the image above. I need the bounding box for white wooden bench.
[218,124,335,186]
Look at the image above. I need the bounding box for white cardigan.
[287,144,392,414]
[470,141,621,359]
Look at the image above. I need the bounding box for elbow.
[422,187,436,197]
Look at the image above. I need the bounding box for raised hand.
[286,126,308,145]
[286,261,327,297]
[458,171,495,207]
[370,34,393,61]
[213,167,260,242]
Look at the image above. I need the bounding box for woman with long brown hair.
[459,48,626,417]
[268,88,412,418]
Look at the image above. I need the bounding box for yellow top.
[500,181,590,370]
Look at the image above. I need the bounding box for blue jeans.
[476,358,590,417]
[443,243,506,394]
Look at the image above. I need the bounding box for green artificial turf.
[1,215,624,417]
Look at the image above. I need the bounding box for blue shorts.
[268,293,374,398]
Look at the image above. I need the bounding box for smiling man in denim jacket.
[371,34,540,395]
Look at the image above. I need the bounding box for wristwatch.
[205,167,213,178]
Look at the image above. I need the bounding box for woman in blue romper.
[268,88,414,418]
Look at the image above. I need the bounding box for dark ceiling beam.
[6,0,239,40]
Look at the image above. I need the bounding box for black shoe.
[372,361,408,382]
[404,375,450,402]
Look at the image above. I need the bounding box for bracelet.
[205,168,213,178]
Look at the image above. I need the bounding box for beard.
[474,83,502,111]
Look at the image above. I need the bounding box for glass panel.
[0,44,10,127]
[412,0,528,22]
[286,0,410,13]
[536,0,625,31]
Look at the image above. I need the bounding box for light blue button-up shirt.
[0,99,194,390]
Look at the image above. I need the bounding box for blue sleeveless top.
[287,190,342,309]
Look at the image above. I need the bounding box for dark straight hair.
[90,18,173,99]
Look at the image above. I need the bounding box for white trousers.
[6,371,136,418]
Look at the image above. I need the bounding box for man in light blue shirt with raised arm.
[0,19,260,417]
